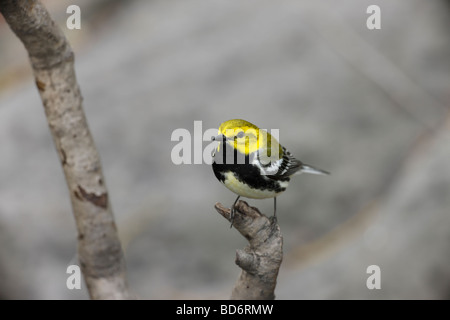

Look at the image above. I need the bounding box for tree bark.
[215,201,283,300]
[0,0,131,299]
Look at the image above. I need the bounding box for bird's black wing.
[258,147,303,180]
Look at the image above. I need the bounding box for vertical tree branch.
[215,201,283,300]
[0,0,131,299]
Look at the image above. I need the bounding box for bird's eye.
[236,131,245,139]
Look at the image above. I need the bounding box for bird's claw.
[269,215,278,225]
[229,205,236,228]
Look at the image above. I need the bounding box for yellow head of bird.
[214,119,281,158]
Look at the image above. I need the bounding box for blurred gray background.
[0,0,449,299]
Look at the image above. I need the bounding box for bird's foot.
[229,205,236,228]
[269,215,277,224]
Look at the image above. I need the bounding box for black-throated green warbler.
[212,119,329,227]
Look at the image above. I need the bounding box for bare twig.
[0,0,131,299]
[215,201,283,300]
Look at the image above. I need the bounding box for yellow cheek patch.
[220,127,259,155]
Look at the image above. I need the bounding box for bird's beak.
[212,134,225,142]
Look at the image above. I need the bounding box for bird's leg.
[270,197,278,225]
[230,195,241,228]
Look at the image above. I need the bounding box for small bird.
[212,119,329,227]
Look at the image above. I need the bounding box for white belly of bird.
[223,171,289,199]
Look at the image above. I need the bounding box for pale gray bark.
[0,0,131,299]
[215,201,283,300]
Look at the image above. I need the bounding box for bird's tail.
[300,164,330,176]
